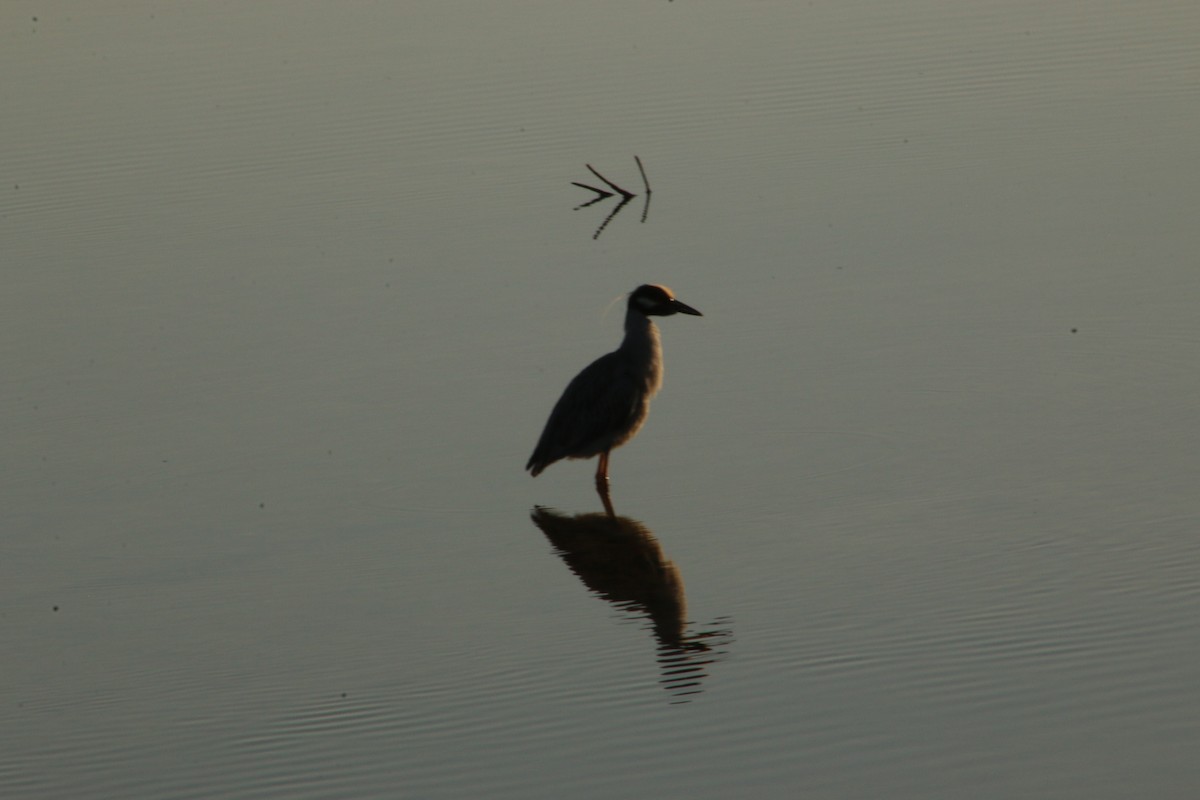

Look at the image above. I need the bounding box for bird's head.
[629,284,703,317]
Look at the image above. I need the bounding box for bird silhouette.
[526,284,701,503]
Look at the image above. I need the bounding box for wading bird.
[526,284,702,504]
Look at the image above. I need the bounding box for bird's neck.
[619,309,663,390]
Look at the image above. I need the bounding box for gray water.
[4,3,1199,798]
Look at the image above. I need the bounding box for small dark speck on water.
[259,502,265,509]
[52,605,59,612]
[1071,328,1078,333]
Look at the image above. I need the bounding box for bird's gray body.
[527,308,662,475]
[526,284,700,480]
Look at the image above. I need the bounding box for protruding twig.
[571,157,653,237]
[634,155,651,196]
[634,155,652,223]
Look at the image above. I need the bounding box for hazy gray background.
[3,3,1198,798]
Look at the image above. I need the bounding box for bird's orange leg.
[594,451,615,517]
[594,451,610,486]
[597,483,616,517]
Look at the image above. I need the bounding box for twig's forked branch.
[571,182,614,210]
[570,157,652,238]
[586,164,635,200]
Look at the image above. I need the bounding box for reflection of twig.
[591,194,634,240]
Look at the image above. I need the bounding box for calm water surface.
[3,2,1199,798]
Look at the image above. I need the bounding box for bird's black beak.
[672,299,703,316]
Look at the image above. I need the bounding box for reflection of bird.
[526,284,702,494]
[531,506,730,701]
[532,507,687,643]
